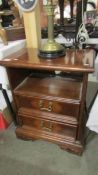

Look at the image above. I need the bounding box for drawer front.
[18,114,77,140]
[15,95,80,119]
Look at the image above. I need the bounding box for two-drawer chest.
[0,48,94,155]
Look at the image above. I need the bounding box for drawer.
[15,95,80,119]
[18,112,77,141]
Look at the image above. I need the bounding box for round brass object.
[38,39,65,59]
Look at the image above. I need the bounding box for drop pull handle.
[40,121,53,132]
[39,100,53,112]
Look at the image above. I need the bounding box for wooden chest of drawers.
[14,73,84,154]
[0,48,94,155]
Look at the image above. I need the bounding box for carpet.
[0,123,98,175]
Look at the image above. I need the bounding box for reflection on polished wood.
[0,48,94,73]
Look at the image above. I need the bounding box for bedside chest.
[0,48,94,155]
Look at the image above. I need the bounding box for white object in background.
[0,40,26,110]
[0,90,12,111]
[0,39,26,89]
[88,52,98,82]
[54,4,71,19]
[43,0,47,5]
[95,53,98,80]
[86,94,98,133]
[76,23,89,45]
[76,0,89,45]
[86,53,98,133]
[0,0,2,5]
[0,40,26,60]
[55,34,73,45]
[86,38,98,44]
[0,67,9,89]
[42,36,73,48]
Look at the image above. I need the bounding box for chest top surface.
[0,48,95,73]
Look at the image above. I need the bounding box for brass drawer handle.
[39,100,53,112]
[40,121,53,132]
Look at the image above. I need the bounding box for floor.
[0,123,98,175]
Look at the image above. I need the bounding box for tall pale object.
[23,2,41,48]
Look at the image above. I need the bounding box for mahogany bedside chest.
[0,48,94,155]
